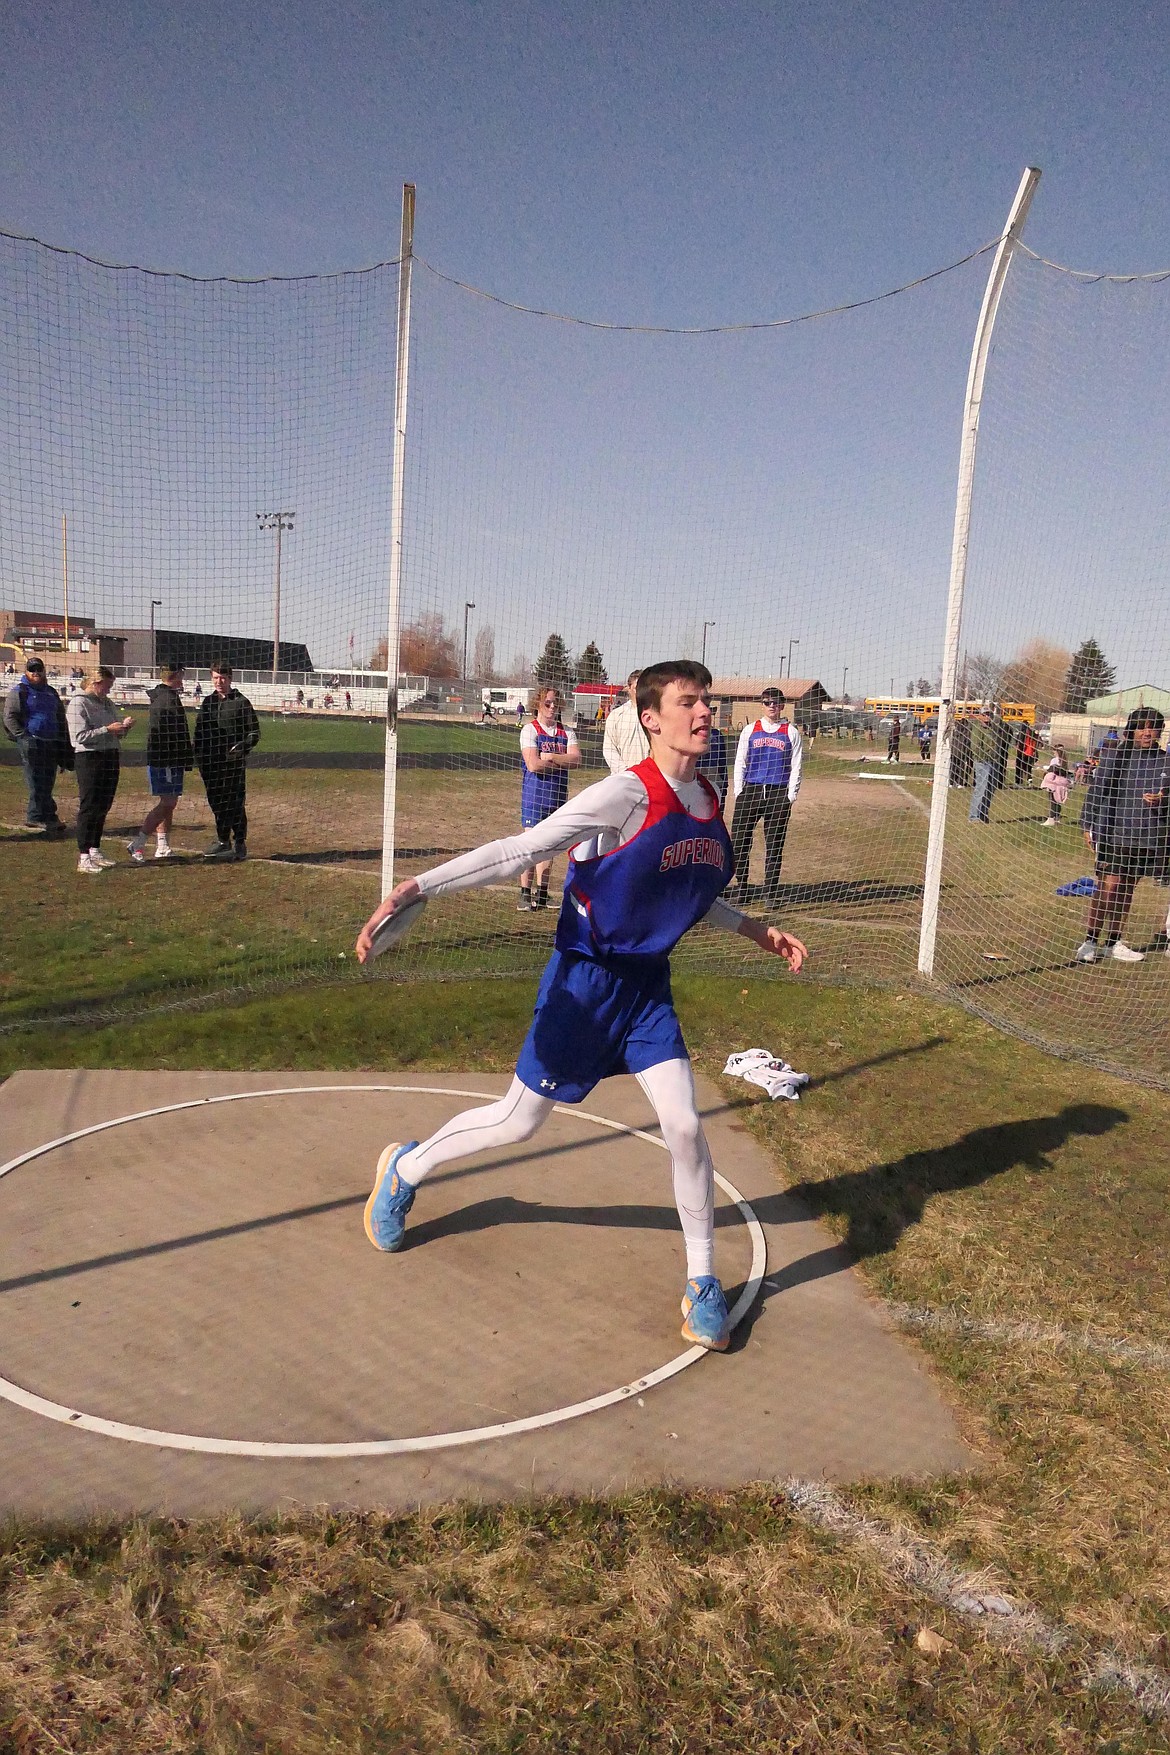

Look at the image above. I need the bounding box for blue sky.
[3,0,1168,691]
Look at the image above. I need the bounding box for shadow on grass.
[737,878,923,909]
[785,1101,1129,1259]
[804,1036,947,1089]
[267,847,470,866]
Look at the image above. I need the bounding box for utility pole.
[257,511,295,684]
[61,514,70,661]
[701,620,715,667]
[150,599,162,677]
[462,600,476,710]
[842,665,849,702]
[787,637,799,681]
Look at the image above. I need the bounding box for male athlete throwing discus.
[356,660,807,1351]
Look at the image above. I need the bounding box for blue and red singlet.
[555,757,733,966]
[742,720,793,788]
[521,719,571,825]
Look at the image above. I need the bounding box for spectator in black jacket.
[193,663,261,860]
[126,663,194,861]
[3,656,72,834]
[1076,707,1169,964]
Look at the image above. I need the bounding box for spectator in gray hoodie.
[65,668,134,874]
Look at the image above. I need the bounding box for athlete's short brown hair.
[636,660,712,720]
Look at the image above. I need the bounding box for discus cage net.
[2,184,1169,1087]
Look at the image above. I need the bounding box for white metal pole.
[272,519,281,685]
[918,167,1041,979]
[381,183,416,899]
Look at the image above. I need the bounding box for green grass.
[3,976,1170,1747]
[248,712,531,761]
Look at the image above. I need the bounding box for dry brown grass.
[1,1493,1157,1753]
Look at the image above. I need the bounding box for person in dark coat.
[695,714,729,811]
[1075,706,1169,963]
[3,656,72,833]
[193,662,261,860]
[949,715,974,787]
[126,662,194,861]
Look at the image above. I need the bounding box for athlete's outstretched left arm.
[703,895,808,972]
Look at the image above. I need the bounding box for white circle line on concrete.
[0,1084,767,1458]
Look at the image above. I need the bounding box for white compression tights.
[396,1058,715,1279]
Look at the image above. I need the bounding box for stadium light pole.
[462,600,476,709]
[257,511,295,685]
[701,620,715,667]
[918,165,1041,981]
[150,600,162,677]
[61,513,70,664]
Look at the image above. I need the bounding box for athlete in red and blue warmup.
[356,659,807,1351]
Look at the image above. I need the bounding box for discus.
[367,896,428,960]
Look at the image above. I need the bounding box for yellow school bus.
[863,696,1035,726]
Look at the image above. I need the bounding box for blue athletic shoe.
[364,1140,419,1252]
[680,1275,731,1351]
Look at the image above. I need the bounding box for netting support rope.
[381,183,416,899]
[918,166,1042,979]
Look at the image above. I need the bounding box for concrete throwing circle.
[0,1085,766,1458]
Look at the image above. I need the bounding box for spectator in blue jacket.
[1076,706,1169,964]
[695,709,729,810]
[3,657,71,834]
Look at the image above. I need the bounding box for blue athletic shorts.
[147,764,185,798]
[515,950,688,1103]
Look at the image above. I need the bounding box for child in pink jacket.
[1040,745,1070,826]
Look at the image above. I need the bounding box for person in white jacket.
[602,670,650,773]
[729,686,804,900]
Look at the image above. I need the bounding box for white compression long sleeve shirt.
[413,768,746,934]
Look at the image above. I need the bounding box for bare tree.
[1000,639,1073,715]
[472,624,496,683]
[370,612,459,678]
[963,651,1006,701]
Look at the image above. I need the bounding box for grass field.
[3,977,1170,1749]
[5,732,1168,1085]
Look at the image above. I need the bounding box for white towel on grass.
[723,1047,810,1100]
[722,1049,775,1076]
[742,1062,810,1102]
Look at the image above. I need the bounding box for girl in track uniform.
[517,685,581,909]
[356,659,807,1351]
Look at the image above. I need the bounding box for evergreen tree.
[534,633,575,693]
[1062,639,1117,713]
[576,641,608,684]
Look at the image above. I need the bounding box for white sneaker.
[1110,942,1145,962]
[154,841,173,859]
[1042,819,1057,828]
[89,848,116,869]
[127,834,147,863]
[1074,939,1101,963]
[77,852,103,874]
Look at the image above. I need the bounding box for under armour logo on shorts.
[540,1078,557,1090]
